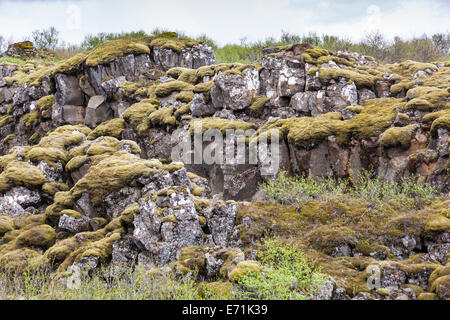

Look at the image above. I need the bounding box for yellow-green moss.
[16,224,56,249]
[22,112,39,127]
[85,39,150,67]
[123,99,158,132]
[0,216,14,235]
[26,146,67,167]
[228,260,262,282]
[41,182,70,196]
[148,106,177,127]
[87,118,125,140]
[0,160,46,192]
[189,117,257,135]
[161,215,178,224]
[318,68,376,89]
[0,115,13,128]
[248,96,270,116]
[36,95,55,110]
[380,124,419,149]
[193,81,214,94]
[0,248,44,273]
[155,80,194,97]
[120,81,142,97]
[176,90,195,103]
[174,103,192,118]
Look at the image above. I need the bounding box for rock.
[0,196,28,218]
[84,95,112,128]
[211,67,260,111]
[260,54,305,100]
[62,105,85,125]
[58,214,90,233]
[4,186,40,208]
[55,74,84,106]
[190,93,216,116]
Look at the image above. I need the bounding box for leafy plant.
[234,237,327,300]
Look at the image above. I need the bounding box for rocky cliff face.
[0,35,449,300]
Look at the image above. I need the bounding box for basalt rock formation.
[0,34,449,300]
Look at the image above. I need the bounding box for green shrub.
[234,237,327,300]
[261,170,438,209]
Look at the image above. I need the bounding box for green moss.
[405,87,448,111]
[307,225,356,255]
[390,79,416,95]
[26,146,67,168]
[87,118,125,140]
[318,68,376,89]
[36,95,55,110]
[155,80,194,97]
[28,132,40,145]
[0,115,14,128]
[16,224,56,249]
[22,112,39,127]
[392,60,438,76]
[189,117,257,135]
[2,134,15,144]
[174,103,192,118]
[228,260,262,282]
[120,81,142,97]
[200,281,234,299]
[161,215,178,224]
[123,99,158,131]
[248,96,270,116]
[193,81,214,93]
[304,48,330,59]
[41,182,70,196]
[60,209,83,219]
[148,106,177,127]
[176,90,195,103]
[149,36,201,53]
[85,39,150,67]
[0,248,44,274]
[424,109,450,135]
[380,124,419,149]
[0,216,14,235]
[316,55,354,67]
[424,215,450,233]
[0,160,46,192]
[70,152,181,205]
[418,293,437,300]
[44,237,79,264]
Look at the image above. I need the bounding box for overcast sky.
[0,0,449,46]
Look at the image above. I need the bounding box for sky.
[0,0,449,46]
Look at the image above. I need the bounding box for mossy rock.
[16,224,56,249]
[87,118,125,140]
[189,117,257,135]
[249,96,270,116]
[36,95,55,110]
[155,80,194,97]
[318,67,376,89]
[380,124,418,149]
[424,215,450,233]
[0,160,46,192]
[0,216,14,235]
[0,248,44,274]
[228,260,262,282]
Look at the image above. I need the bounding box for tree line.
[1,27,448,64]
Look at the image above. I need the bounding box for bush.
[234,237,327,300]
[260,170,438,209]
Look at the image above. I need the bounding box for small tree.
[31,27,60,50]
